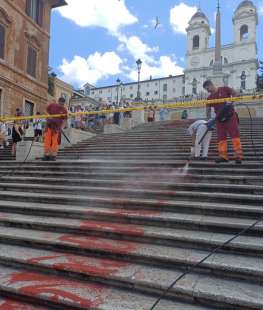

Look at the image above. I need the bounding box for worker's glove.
[206,118,216,131]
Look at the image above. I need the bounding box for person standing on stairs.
[203,80,243,164]
[43,97,68,161]
[187,119,213,160]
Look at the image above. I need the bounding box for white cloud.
[57,0,138,35]
[128,56,183,81]
[118,35,159,64]
[170,2,197,34]
[59,52,123,86]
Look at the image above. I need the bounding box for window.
[182,87,185,96]
[146,92,150,96]
[173,88,176,93]
[224,57,228,65]
[0,24,5,59]
[26,0,44,26]
[163,84,168,92]
[27,46,37,77]
[130,94,134,98]
[193,35,200,49]
[99,90,103,94]
[209,59,214,66]
[240,25,249,41]
[154,90,158,95]
[155,82,158,86]
[129,86,133,90]
[25,100,34,117]
[91,91,94,95]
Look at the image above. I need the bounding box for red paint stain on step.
[28,254,129,278]
[7,271,104,308]
[0,300,45,310]
[80,220,144,236]
[59,234,139,254]
[108,208,160,217]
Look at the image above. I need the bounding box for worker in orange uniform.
[43,97,68,161]
[203,80,243,164]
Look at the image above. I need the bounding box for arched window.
[193,35,200,50]
[224,57,228,65]
[209,59,214,66]
[192,78,197,95]
[240,25,248,41]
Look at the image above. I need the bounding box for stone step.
[76,139,263,146]
[64,143,263,150]
[0,265,194,310]
[0,243,261,309]
[0,181,263,201]
[0,209,262,243]
[0,225,263,289]
[0,173,261,185]
[0,177,261,195]
[56,154,262,161]
[0,196,262,221]
[1,163,263,174]
[58,150,263,157]
[0,158,262,166]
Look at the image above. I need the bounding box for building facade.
[86,0,258,104]
[0,0,67,117]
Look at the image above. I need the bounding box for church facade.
[86,0,258,104]
[185,0,258,95]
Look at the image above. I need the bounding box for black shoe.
[235,159,242,164]
[42,155,50,161]
[215,157,229,163]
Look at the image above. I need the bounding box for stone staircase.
[0,139,15,161]
[0,119,262,309]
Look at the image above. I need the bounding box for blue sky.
[49,0,263,89]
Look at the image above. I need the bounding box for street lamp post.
[116,78,121,105]
[136,58,142,101]
[120,82,123,105]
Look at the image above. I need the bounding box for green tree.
[257,60,263,91]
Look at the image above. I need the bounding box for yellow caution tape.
[0,94,262,122]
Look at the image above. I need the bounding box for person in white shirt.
[0,122,9,149]
[187,119,212,159]
[33,112,43,142]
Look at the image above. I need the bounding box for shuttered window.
[27,46,37,78]
[0,24,5,59]
[25,0,44,26]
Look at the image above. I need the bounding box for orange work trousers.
[218,137,243,160]
[44,127,59,155]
